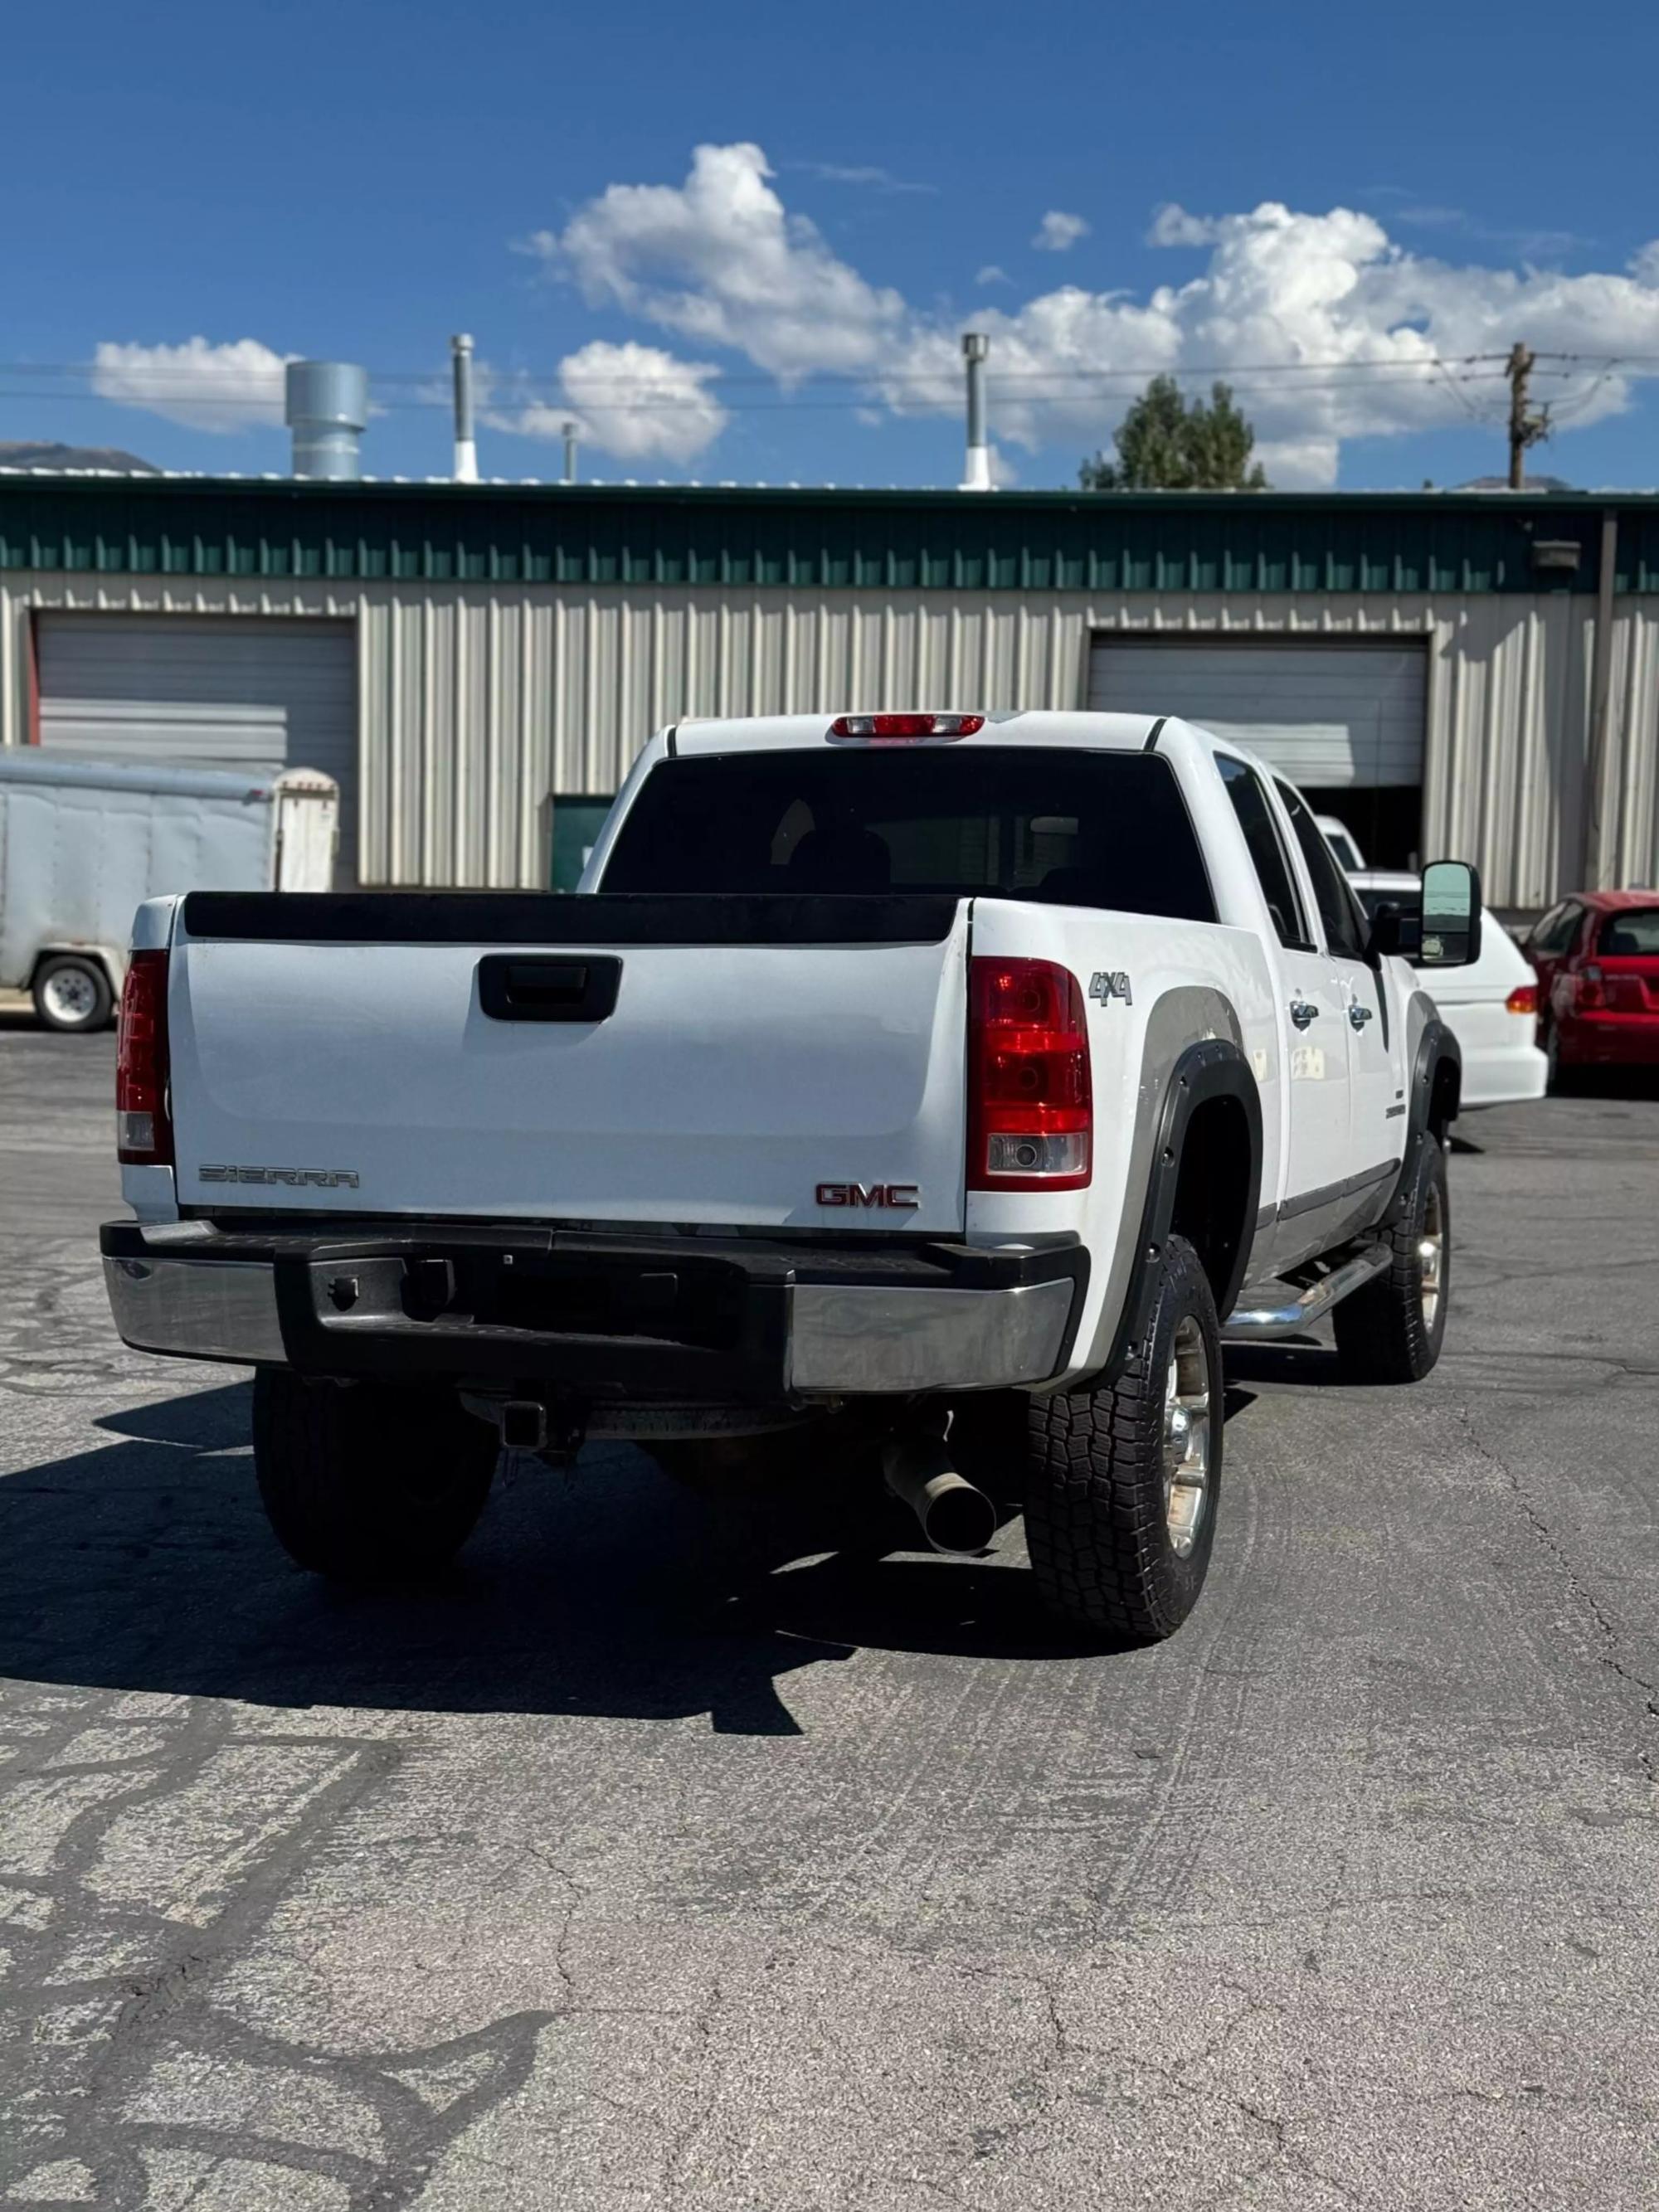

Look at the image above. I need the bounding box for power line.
[0,367,1530,416]
[0,348,1533,395]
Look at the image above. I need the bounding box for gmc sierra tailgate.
[166,892,971,1231]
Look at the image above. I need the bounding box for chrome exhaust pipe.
[882,1433,998,1556]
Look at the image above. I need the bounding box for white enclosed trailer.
[0,753,337,1031]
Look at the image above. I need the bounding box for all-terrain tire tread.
[1331,1140,1448,1384]
[1023,1235,1220,1643]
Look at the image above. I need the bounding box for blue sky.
[8,0,1659,490]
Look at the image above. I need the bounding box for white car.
[1350,869,1546,1108]
[1315,814,1365,873]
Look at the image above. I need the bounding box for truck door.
[1215,756,1351,1227]
[1275,779,1402,1177]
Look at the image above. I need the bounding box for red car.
[1524,890,1659,1082]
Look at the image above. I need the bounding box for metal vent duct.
[285,362,369,481]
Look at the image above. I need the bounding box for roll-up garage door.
[37,612,358,874]
[1086,638,1425,789]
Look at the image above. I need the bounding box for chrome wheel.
[1163,1315,1212,1558]
[40,965,99,1027]
[1418,1180,1445,1332]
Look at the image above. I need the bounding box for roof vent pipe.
[451,334,479,484]
[284,362,368,481]
[960,333,991,492]
[562,420,578,485]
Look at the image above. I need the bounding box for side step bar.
[1223,1244,1392,1340]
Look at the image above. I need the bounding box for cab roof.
[668,709,1162,756]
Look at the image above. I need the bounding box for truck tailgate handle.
[477,954,622,1023]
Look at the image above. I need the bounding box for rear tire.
[251,1372,499,1579]
[33,955,113,1033]
[1331,1139,1449,1383]
[1023,1234,1222,1643]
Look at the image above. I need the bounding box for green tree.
[1080,376,1267,490]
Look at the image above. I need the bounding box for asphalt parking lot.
[2,1016,1657,2210]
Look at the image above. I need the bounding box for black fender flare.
[1384,1014,1461,1223]
[1107,1038,1263,1375]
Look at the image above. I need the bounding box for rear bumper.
[100,1218,1086,1402]
[1559,1013,1659,1067]
[1458,1038,1548,1108]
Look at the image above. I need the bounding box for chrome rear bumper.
[101,1220,1083,1399]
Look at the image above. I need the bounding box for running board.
[1223,1245,1392,1340]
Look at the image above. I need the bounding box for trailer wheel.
[1023,1233,1222,1643]
[33,955,113,1034]
[1331,1139,1449,1383]
[251,1371,499,1579]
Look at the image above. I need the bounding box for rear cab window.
[600,746,1218,921]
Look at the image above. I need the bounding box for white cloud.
[489,341,727,465]
[975,265,1010,287]
[523,151,1659,484]
[1034,211,1090,254]
[525,141,907,382]
[1147,204,1220,249]
[90,337,291,431]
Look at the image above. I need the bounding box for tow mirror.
[1417,860,1482,967]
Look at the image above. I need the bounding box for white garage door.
[37,612,358,871]
[1087,639,1425,789]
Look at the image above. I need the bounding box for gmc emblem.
[815,1182,920,1210]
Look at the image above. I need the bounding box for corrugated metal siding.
[4,573,1655,905]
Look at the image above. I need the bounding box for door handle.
[1349,1003,1374,1030]
[1288,999,1320,1030]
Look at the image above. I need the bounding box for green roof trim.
[3,475,1658,595]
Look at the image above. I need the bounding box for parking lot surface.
[2,1017,1657,2210]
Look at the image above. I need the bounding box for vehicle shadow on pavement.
[1223,1341,1343,1388]
[2,1382,1120,1738]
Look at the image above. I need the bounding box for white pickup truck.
[102,708,1478,1641]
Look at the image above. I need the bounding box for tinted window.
[1529,902,1581,956]
[601,747,1217,921]
[1215,756,1310,949]
[1352,885,1426,958]
[1277,779,1368,959]
[1599,908,1659,956]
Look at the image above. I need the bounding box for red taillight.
[968,958,1092,1191]
[116,950,173,1165]
[828,712,985,742]
[1505,984,1538,1016]
[1576,963,1606,1011]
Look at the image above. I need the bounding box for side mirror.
[1417,859,1482,967]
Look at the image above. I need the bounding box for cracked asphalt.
[2,1010,1657,2210]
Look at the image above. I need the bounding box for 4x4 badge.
[1089,970,1132,1007]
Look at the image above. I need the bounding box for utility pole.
[1506,343,1549,489]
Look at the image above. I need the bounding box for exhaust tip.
[883,1433,999,1557]
[922,1480,999,1557]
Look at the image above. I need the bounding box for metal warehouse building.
[2,473,1657,906]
